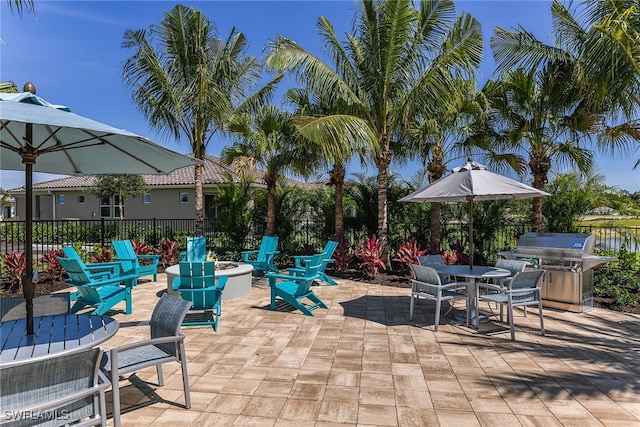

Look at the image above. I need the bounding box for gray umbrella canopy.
[0,91,201,334]
[399,158,550,267]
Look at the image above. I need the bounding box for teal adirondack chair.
[172,261,227,331]
[266,253,328,316]
[58,257,137,315]
[180,236,207,262]
[241,236,280,273]
[288,240,339,286]
[112,239,160,282]
[61,246,125,301]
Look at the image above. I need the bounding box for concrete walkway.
[101,272,640,426]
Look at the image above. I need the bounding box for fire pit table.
[165,262,254,300]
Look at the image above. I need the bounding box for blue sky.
[1,0,639,192]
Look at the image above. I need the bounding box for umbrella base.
[455,311,489,326]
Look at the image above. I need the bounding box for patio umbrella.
[399,158,549,268]
[0,89,202,335]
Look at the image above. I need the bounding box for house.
[7,155,270,221]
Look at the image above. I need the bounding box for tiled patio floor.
[101,272,640,426]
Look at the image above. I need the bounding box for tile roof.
[6,155,277,192]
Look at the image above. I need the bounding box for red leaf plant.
[392,237,428,268]
[40,248,65,282]
[354,234,387,278]
[332,232,353,272]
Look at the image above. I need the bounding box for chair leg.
[156,364,165,387]
[538,301,545,336]
[434,297,442,332]
[110,351,122,427]
[409,294,415,320]
[508,303,516,341]
[179,341,191,409]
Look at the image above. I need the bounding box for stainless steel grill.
[498,232,614,312]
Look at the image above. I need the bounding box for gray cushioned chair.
[100,294,192,427]
[409,264,467,331]
[477,269,546,341]
[0,347,109,427]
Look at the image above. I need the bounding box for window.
[100,196,110,218]
[143,193,151,204]
[114,195,121,219]
[179,192,189,204]
[78,194,85,204]
[58,194,65,205]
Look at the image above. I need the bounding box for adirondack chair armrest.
[241,250,259,261]
[137,254,161,262]
[84,263,120,276]
[293,255,312,268]
[287,267,305,275]
[267,272,312,287]
[114,257,137,262]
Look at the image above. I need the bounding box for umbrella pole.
[23,125,35,335]
[468,199,474,269]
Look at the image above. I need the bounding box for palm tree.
[284,88,369,239]
[222,105,310,236]
[489,0,640,229]
[483,66,595,230]
[405,78,504,252]
[121,4,281,236]
[266,0,483,260]
[6,0,33,15]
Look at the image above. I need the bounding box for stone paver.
[94,272,640,426]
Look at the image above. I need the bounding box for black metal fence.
[0,218,638,261]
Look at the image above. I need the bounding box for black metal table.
[0,313,119,367]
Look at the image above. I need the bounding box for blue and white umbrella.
[0,91,201,334]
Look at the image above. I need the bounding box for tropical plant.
[266,0,483,260]
[223,105,310,236]
[155,237,181,268]
[91,246,113,263]
[442,240,468,265]
[354,234,387,277]
[40,248,64,283]
[6,0,33,15]
[407,78,508,251]
[121,4,281,236]
[489,0,640,230]
[131,239,152,255]
[210,174,254,250]
[2,250,26,289]
[332,232,353,272]
[282,88,371,239]
[392,238,428,270]
[543,171,613,233]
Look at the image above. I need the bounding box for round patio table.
[0,313,119,367]
[435,265,511,327]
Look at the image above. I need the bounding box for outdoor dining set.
[0,232,545,426]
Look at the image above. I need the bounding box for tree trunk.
[375,148,391,263]
[265,172,277,236]
[529,155,551,232]
[427,155,447,253]
[194,163,204,236]
[330,163,346,239]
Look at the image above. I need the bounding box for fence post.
[153,218,157,246]
[100,218,105,248]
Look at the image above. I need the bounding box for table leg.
[454,278,489,328]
